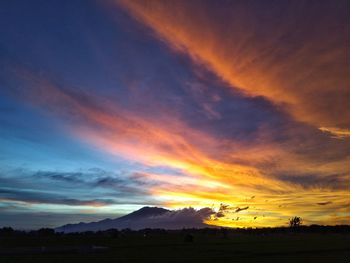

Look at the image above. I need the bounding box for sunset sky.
[0,0,349,229]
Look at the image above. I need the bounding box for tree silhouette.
[289,216,302,228]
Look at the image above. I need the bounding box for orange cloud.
[9,63,350,227]
[319,127,350,139]
[117,0,350,135]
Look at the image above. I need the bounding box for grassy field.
[1,231,350,262]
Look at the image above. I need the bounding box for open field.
[1,229,350,263]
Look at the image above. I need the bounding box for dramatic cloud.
[2,55,350,227]
[0,0,349,228]
[117,0,350,133]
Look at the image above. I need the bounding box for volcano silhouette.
[56,206,214,233]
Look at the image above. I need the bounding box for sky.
[0,0,349,229]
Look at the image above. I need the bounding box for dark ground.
[1,227,350,263]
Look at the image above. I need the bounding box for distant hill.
[55,206,213,233]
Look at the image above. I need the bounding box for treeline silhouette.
[1,225,350,238]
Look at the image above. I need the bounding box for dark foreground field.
[1,228,350,263]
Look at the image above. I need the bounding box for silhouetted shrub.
[289,216,302,228]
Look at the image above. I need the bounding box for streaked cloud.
[2,61,350,227]
[117,0,350,135]
[319,127,350,139]
[0,0,349,228]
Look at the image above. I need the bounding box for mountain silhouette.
[55,206,214,233]
[118,206,170,220]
